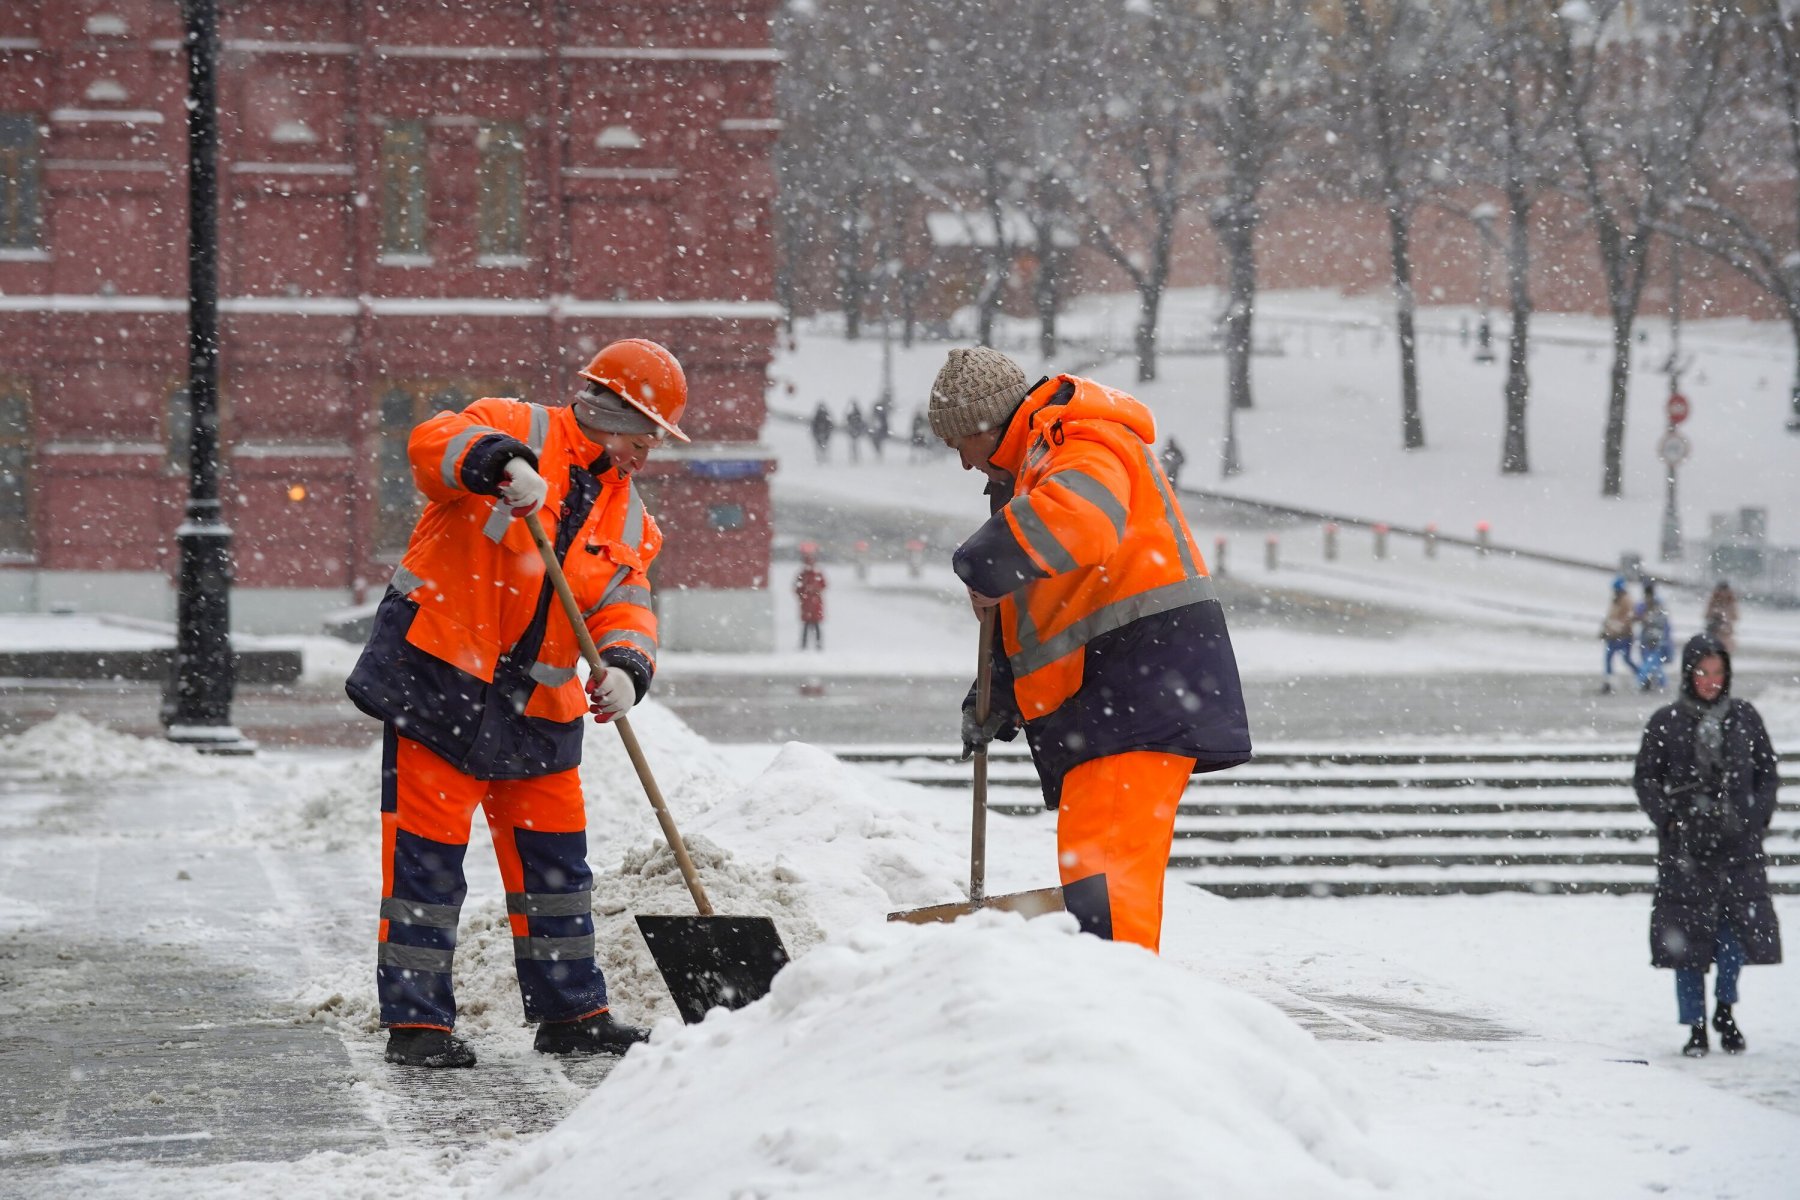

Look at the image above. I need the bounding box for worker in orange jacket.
[346,339,686,1068]
[929,347,1251,952]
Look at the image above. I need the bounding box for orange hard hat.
[578,338,690,443]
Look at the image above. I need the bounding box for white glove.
[586,666,636,723]
[498,457,547,517]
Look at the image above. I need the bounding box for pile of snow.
[0,713,241,782]
[489,912,1406,1200]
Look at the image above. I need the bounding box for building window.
[0,381,31,556]
[477,123,526,261]
[0,114,42,250]
[376,381,518,555]
[380,120,428,258]
[167,384,229,478]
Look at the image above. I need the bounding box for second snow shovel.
[889,609,1066,925]
[525,511,789,1025]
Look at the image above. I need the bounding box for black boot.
[1681,1023,1709,1058]
[386,1027,476,1068]
[534,1010,649,1057]
[1712,1004,1746,1054]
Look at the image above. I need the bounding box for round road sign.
[1666,393,1690,425]
[1658,429,1691,465]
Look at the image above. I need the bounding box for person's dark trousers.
[1677,920,1745,1025]
[1603,638,1636,679]
[800,621,821,650]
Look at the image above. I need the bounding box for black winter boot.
[1712,1004,1746,1054]
[386,1027,476,1068]
[1681,1023,1709,1058]
[534,1010,649,1057]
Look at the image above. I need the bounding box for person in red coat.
[794,544,827,650]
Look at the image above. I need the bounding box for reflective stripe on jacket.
[346,398,660,779]
[954,375,1250,806]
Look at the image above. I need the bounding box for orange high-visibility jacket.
[953,375,1250,806]
[346,398,659,779]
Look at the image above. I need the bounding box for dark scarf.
[1678,693,1730,785]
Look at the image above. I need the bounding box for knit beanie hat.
[928,347,1028,440]
[573,384,661,436]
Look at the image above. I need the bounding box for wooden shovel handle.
[971,608,994,903]
[524,510,714,916]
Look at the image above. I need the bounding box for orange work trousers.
[1056,750,1194,953]
[378,728,607,1029]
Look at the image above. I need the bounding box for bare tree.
[1549,0,1734,497]
[1070,2,1211,382]
[1196,0,1317,413]
[1671,6,1800,432]
[1461,0,1566,474]
[1329,0,1466,451]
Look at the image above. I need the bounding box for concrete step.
[1171,863,1800,898]
[831,743,1800,769]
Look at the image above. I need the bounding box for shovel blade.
[635,914,791,1026]
[887,885,1065,926]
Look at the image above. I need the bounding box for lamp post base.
[165,724,258,755]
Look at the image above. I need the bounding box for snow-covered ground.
[2,710,1795,1199]
[4,291,1799,1197]
[770,287,1798,563]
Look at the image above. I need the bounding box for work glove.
[587,666,636,723]
[498,457,548,518]
[960,704,1008,760]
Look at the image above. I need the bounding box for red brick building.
[0,0,781,649]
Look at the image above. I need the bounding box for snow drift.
[488,911,1402,1200]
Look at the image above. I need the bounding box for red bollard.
[1212,535,1228,579]
[854,538,871,581]
[1264,534,1280,572]
[1323,522,1339,561]
[1424,522,1438,558]
[1476,521,1491,557]
[1373,522,1389,560]
[905,536,926,579]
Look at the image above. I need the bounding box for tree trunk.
[1135,287,1160,383]
[1788,310,1800,429]
[1601,312,1634,497]
[1500,184,1533,475]
[837,194,866,341]
[1035,238,1059,360]
[1387,203,1424,449]
[1219,220,1257,412]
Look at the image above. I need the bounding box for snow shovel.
[889,609,1066,925]
[525,512,790,1025]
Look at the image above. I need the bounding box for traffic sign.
[1658,429,1691,465]
[1666,392,1690,425]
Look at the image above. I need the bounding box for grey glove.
[960,705,1007,760]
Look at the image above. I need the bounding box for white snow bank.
[0,713,240,781]
[690,740,1005,929]
[488,912,1408,1200]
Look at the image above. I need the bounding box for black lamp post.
[161,0,251,753]
[1472,202,1497,364]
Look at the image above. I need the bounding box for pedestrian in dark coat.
[844,401,866,463]
[1633,632,1782,1058]
[810,403,834,463]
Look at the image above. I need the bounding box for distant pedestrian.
[1599,577,1637,695]
[794,545,827,650]
[810,403,834,464]
[1634,633,1782,1058]
[1159,438,1186,489]
[1636,582,1673,693]
[845,401,866,463]
[1704,579,1740,654]
[909,410,931,462]
[870,401,891,460]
